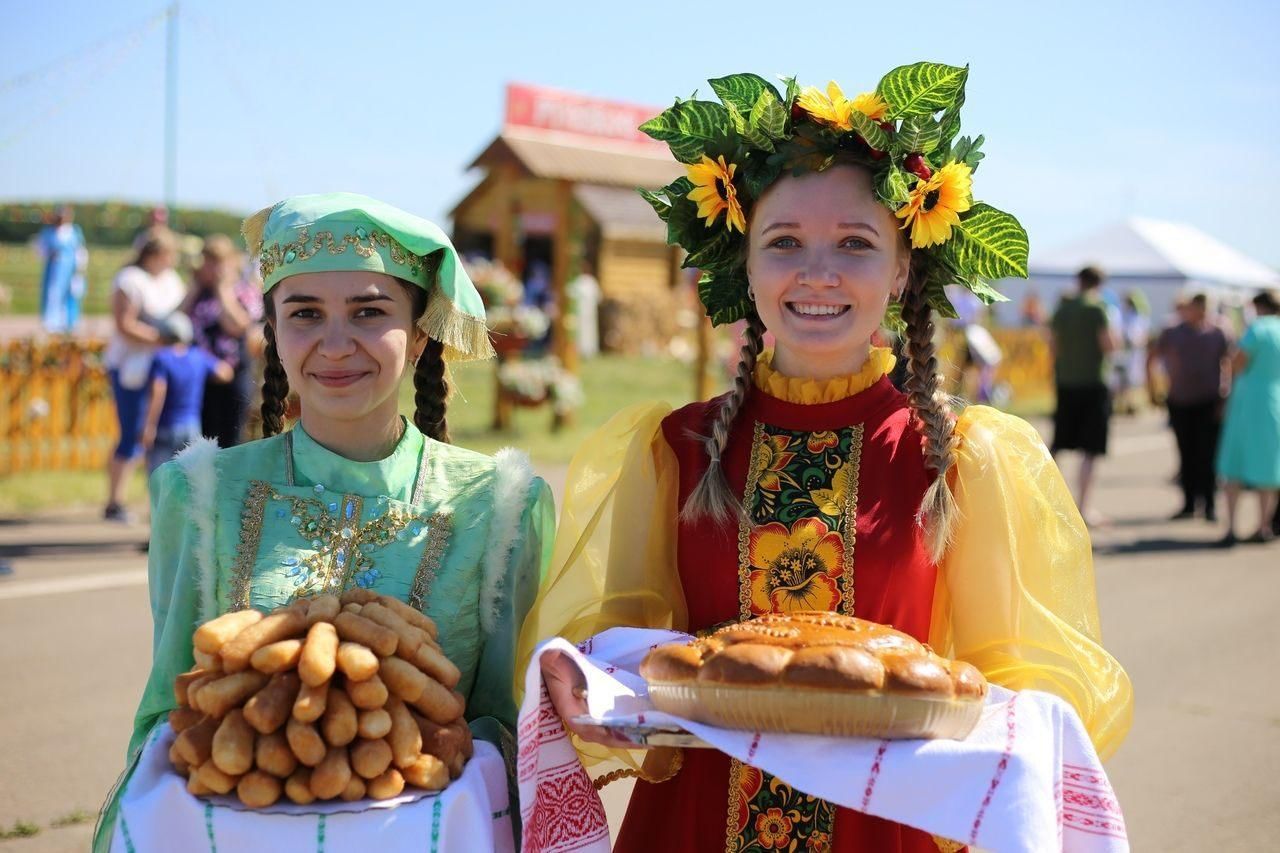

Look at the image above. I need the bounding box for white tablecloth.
[113,723,515,853]
[517,628,1128,853]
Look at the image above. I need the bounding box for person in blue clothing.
[140,313,233,473]
[34,205,88,333]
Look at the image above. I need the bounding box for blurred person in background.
[183,233,263,446]
[33,205,88,333]
[569,258,601,358]
[1147,293,1232,521]
[103,228,187,522]
[1113,290,1150,414]
[140,312,232,474]
[1216,290,1280,546]
[1050,265,1117,524]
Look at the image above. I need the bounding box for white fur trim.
[480,448,535,634]
[174,437,220,622]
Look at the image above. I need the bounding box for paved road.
[1,411,1276,851]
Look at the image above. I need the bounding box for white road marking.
[0,568,148,601]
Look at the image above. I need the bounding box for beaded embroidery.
[258,226,431,281]
[272,489,435,599]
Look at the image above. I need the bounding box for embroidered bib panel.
[228,481,451,613]
[726,421,864,853]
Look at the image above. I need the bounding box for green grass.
[439,355,713,462]
[0,820,40,840]
[0,242,133,315]
[50,809,95,828]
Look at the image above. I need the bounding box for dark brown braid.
[413,337,450,443]
[260,321,290,438]
[681,311,767,523]
[900,269,959,561]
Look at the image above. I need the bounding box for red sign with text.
[504,83,665,148]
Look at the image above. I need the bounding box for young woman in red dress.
[521,65,1132,852]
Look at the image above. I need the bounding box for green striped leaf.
[944,203,1029,280]
[639,100,732,164]
[848,111,890,151]
[665,195,700,247]
[894,115,943,154]
[881,300,906,333]
[709,73,780,115]
[683,226,742,272]
[877,165,911,204]
[698,271,752,326]
[750,91,788,142]
[637,188,671,221]
[968,277,1010,305]
[727,102,773,151]
[876,62,968,118]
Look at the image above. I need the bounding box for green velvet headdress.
[242,192,494,361]
[638,62,1029,328]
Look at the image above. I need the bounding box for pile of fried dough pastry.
[168,590,472,808]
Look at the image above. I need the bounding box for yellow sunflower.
[850,91,890,122]
[797,82,889,130]
[747,517,845,614]
[686,154,746,233]
[895,161,973,248]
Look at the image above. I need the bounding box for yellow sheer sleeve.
[515,401,686,779]
[930,406,1134,760]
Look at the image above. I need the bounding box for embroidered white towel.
[518,628,1128,853]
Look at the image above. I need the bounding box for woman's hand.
[540,649,636,750]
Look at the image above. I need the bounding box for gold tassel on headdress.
[240,203,276,256]
[422,293,496,362]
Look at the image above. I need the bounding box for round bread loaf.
[641,611,986,700]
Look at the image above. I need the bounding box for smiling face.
[746,165,910,379]
[269,271,426,438]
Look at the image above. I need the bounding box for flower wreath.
[638,62,1029,328]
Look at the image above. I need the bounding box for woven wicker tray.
[647,681,984,740]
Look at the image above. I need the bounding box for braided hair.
[900,264,960,562]
[413,337,450,443]
[680,312,766,523]
[260,320,290,437]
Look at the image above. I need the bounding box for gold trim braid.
[841,423,865,616]
[230,481,272,609]
[408,512,453,610]
[737,421,767,621]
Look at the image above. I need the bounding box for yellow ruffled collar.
[753,347,896,404]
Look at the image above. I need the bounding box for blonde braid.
[681,313,766,524]
[901,273,960,562]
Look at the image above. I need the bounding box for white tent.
[992,217,1280,327]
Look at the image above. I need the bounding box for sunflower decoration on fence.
[637,61,1029,329]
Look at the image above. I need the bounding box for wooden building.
[452,83,685,360]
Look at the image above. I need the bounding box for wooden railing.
[0,339,117,475]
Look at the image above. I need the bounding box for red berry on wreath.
[904,153,932,180]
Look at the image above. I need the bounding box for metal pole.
[164,2,179,211]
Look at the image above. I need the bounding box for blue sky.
[3,0,1277,265]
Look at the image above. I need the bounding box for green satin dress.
[94,421,554,851]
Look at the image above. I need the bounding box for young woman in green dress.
[95,193,554,851]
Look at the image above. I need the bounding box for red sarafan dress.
[518,348,1133,852]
